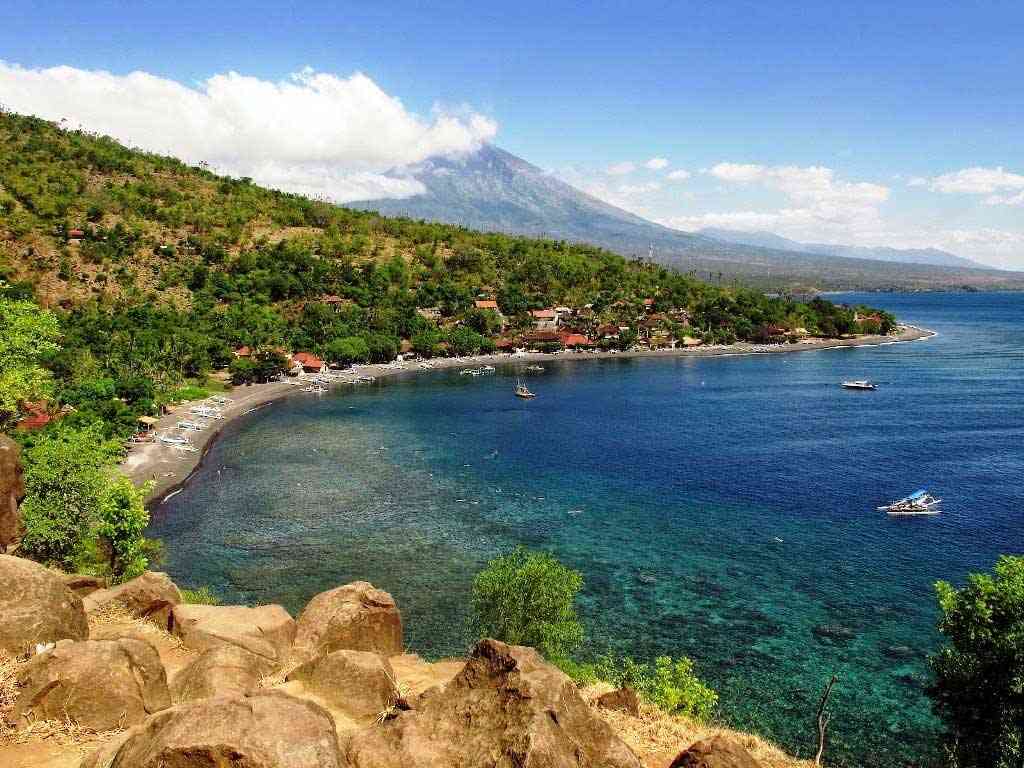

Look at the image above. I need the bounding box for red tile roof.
[560,333,593,347]
[530,309,557,319]
[475,300,499,310]
[16,402,53,431]
[235,346,252,357]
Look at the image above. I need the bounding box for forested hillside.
[1,110,893,441]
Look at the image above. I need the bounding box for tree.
[97,477,153,582]
[928,556,1024,768]
[471,547,584,661]
[18,423,121,567]
[0,294,60,430]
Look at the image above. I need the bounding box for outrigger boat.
[877,490,942,515]
[514,379,536,399]
[842,380,877,390]
[524,364,545,372]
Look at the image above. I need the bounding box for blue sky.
[2,1,1022,266]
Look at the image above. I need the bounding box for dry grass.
[0,650,24,739]
[582,684,813,768]
[86,603,183,651]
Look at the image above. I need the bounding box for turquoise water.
[150,292,1024,766]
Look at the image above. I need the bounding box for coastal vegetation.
[928,556,1024,768]
[472,548,718,723]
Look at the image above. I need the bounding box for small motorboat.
[514,379,536,399]
[524,364,545,372]
[842,380,877,390]
[877,490,942,515]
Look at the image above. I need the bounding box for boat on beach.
[877,490,942,515]
[842,380,877,390]
[514,379,536,399]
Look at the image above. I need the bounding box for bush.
[591,652,717,722]
[180,586,221,605]
[471,547,584,661]
[96,477,153,583]
[929,556,1024,768]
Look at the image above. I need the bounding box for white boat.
[157,431,192,446]
[207,395,233,405]
[481,365,495,373]
[877,490,942,515]
[189,405,224,419]
[176,420,205,431]
[524,364,545,372]
[302,384,328,393]
[514,379,536,399]
[842,380,877,390]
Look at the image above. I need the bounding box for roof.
[643,298,655,306]
[321,294,345,304]
[293,352,322,365]
[530,309,557,319]
[560,333,592,347]
[474,300,499,310]
[524,331,561,342]
[235,345,252,357]
[16,402,52,430]
[137,416,159,426]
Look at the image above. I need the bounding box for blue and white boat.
[877,490,942,515]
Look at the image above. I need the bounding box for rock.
[62,573,106,596]
[170,603,295,665]
[668,735,765,768]
[287,649,399,717]
[0,554,88,655]
[882,644,918,661]
[344,638,641,768]
[812,624,855,642]
[84,571,182,629]
[0,435,25,551]
[597,686,642,717]
[13,638,170,730]
[82,690,343,768]
[170,644,272,703]
[292,581,402,664]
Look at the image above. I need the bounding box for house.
[494,337,516,352]
[234,346,252,358]
[530,308,558,331]
[417,307,442,321]
[474,299,500,311]
[523,330,562,349]
[321,295,348,311]
[596,324,620,340]
[16,402,53,431]
[292,352,327,373]
[559,333,593,349]
[66,228,85,243]
[642,298,655,311]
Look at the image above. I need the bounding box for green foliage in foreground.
[96,477,152,583]
[0,294,61,430]
[471,547,585,661]
[929,556,1024,768]
[180,586,222,605]
[471,548,717,722]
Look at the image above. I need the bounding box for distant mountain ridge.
[697,228,982,269]
[348,144,1024,292]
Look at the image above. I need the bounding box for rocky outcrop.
[0,436,25,551]
[287,649,399,717]
[170,603,295,665]
[84,571,182,628]
[292,581,402,664]
[344,638,641,768]
[170,644,272,703]
[13,638,170,730]
[0,554,88,655]
[597,686,642,717]
[82,690,344,768]
[668,735,765,768]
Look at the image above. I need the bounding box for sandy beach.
[127,324,933,504]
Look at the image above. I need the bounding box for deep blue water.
[150,292,1024,766]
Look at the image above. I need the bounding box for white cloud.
[0,62,497,202]
[618,182,661,196]
[707,162,766,183]
[606,161,637,176]
[666,169,691,181]
[644,157,669,170]
[928,166,1024,195]
[985,190,1024,207]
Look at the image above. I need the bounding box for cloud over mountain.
[0,62,497,202]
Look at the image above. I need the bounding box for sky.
[1,1,1022,268]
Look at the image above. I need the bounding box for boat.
[524,364,545,372]
[842,380,877,390]
[514,379,536,399]
[877,490,942,515]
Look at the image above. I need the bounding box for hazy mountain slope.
[698,228,983,269]
[349,146,1023,291]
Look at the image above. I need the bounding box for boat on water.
[842,380,877,390]
[514,379,536,399]
[524,364,545,372]
[877,490,942,515]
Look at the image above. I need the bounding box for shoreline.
[128,324,934,505]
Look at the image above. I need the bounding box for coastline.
[128,324,933,504]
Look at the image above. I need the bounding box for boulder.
[668,735,765,768]
[0,554,88,655]
[292,581,402,664]
[287,649,399,716]
[170,603,295,665]
[597,686,642,717]
[344,638,641,768]
[84,571,182,628]
[170,644,272,703]
[81,690,344,768]
[0,435,25,551]
[62,573,106,596]
[13,638,170,730]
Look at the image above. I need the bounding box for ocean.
[149,291,1024,766]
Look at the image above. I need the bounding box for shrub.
[590,651,717,722]
[471,547,584,662]
[96,477,152,583]
[928,556,1024,768]
[180,586,221,605]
